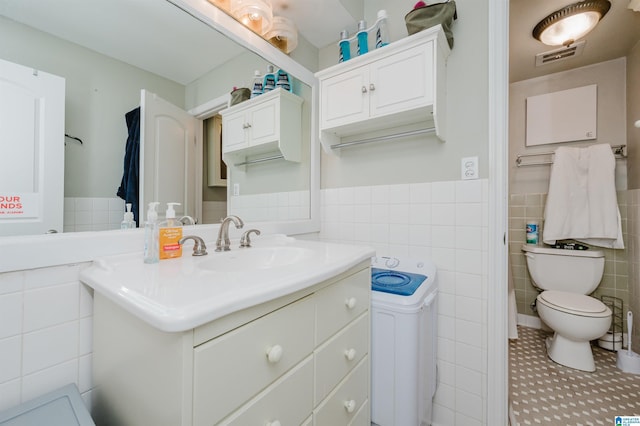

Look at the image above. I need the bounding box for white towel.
[542,143,624,249]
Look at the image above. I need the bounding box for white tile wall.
[64,197,125,232]
[319,179,489,424]
[229,190,310,222]
[0,263,93,412]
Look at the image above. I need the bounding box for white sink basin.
[197,246,315,272]
[80,234,374,332]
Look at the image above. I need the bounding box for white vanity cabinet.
[91,261,370,426]
[316,25,450,152]
[220,87,303,166]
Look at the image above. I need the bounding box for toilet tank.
[521,245,605,294]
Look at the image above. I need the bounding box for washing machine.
[370,256,438,426]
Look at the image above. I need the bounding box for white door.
[140,90,202,223]
[0,58,65,236]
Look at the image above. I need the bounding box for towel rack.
[330,127,436,150]
[515,144,626,167]
[234,154,284,167]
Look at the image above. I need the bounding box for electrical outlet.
[233,183,240,196]
[461,156,479,180]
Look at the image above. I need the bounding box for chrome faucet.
[215,215,244,252]
[179,215,196,226]
[239,229,261,248]
[178,235,208,256]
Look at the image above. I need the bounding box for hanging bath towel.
[542,143,623,249]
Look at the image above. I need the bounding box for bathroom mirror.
[0,0,318,236]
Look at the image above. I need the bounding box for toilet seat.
[537,290,611,318]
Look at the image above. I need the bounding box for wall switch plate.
[233,183,240,196]
[461,156,479,180]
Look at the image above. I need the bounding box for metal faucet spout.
[215,215,244,251]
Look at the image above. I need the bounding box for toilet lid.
[537,290,611,317]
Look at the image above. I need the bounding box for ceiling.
[510,0,640,83]
[5,0,638,86]
[0,0,357,85]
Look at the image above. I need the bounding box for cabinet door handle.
[266,421,281,426]
[369,83,376,91]
[344,348,357,361]
[242,123,252,129]
[361,86,367,93]
[266,344,283,363]
[345,297,357,310]
[344,399,356,413]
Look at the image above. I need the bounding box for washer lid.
[371,268,427,296]
[538,290,611,317]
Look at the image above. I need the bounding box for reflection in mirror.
[0,0,312,236]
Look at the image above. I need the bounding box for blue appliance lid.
[371,268,428,296]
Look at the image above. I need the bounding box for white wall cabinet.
[92,262,370,426]
[315,25,450,152]
[220,88,303,166]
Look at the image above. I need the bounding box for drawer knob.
[361,86,367,93]
[344,399,356,413]
[345,297,357,310]
[369,83,376,91]
[266,345,283,363]
[344,348,357,361]
[266,421,281,426]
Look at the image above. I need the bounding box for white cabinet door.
[370,42,434,118]
[320,67,369,130]
[248,100,278,147]
[0,59,64,236]
[222,110,249,152]
[140,90,202,223]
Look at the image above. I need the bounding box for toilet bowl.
[522,245,611,372]
[536,290,611,371]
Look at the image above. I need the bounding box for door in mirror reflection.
[0,58,64,236]
[140,90,202,224]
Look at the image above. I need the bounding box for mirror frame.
[169,0,320,237]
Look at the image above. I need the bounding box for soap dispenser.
[158,202,183,260]
[121,203,135,229]
[143,202,160,264]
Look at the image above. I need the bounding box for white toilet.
[522,245,612,372]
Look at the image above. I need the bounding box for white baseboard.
[517,314,542,329]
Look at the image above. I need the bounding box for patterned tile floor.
[509,326,640,425]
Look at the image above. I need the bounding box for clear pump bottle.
[143,202,159,264]
[121,203,135,229]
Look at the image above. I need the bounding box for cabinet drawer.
[220,356,313,425]
[313,356,369,426]
[349,398,370,426]
[193,296,315,425]
[315,268,370,345]
[315,312,369,404]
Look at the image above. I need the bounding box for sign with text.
[0,194,38,218]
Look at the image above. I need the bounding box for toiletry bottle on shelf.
[375,10,390,48]
[356,20,369,56]
[250,70,263,98]
[143,202,160,264]
[263,65,276,93]
[121,203,135,229]
[338,30,351,62]
[158,202,183,260]
[276,68,292,92]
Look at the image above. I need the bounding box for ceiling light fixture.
[230,0,273,36]
[532,0,611,46]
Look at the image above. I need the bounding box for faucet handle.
[239,229,261,248]
[178,235,208,256]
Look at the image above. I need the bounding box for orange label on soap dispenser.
[159,227,183,259]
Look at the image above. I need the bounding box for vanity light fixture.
[264,16,298,53]
[207,0,231,13]
[532,0,611,46]
[230,0,273,36]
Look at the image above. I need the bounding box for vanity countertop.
[79,234,374,332]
